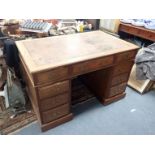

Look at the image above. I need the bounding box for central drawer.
[71,56,113,76]
[38,80,69,100]
[41,104,70,123]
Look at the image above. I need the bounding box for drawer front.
[42,104,70,123]
[111,73,129,86]
[71,56,113,76]
[40,93,69,111]
[116,50,137,62]
[113,61,133,76]
[38,81,69,100]
[33,66,69,85]
[109,83,127,97]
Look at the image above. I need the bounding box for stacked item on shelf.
[58,19,93,31]
[120,19,155,30]
[49,19,93,36]
[57,19,77,31]
[20,20,52,33]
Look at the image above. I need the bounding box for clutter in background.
[127,43,155,94]
[0,39,30,119]
[0,19,94,39]
[135,43,155,81]
[100,19,120,35]
[20,20,52,33]
[128,64,154,94]
[49,19,93,36]
[0,43,36,134]
[120,19,155,30]
[0,48,7,113]
[119,19,155,94]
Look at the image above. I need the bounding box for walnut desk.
[16,31,139,131]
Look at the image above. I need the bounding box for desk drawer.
[40,93,69,111]
[116,50,137,62]
[113,61,133,76]
[111,73,129,86]
[42,104,70,123]
[33,66,69,85]
[109,83,127,97]
[71,56,113,76]
[38,81,69,100]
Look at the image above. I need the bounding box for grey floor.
[14,87,155,135]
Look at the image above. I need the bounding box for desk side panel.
[20,57,42,124]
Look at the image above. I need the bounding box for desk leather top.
[16,30,139,73]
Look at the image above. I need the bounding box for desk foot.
[41,113,73,132]
[102,93,126,105]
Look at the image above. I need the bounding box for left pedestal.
[20,59,73,132]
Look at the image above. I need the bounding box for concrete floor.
[14,87,155,135]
